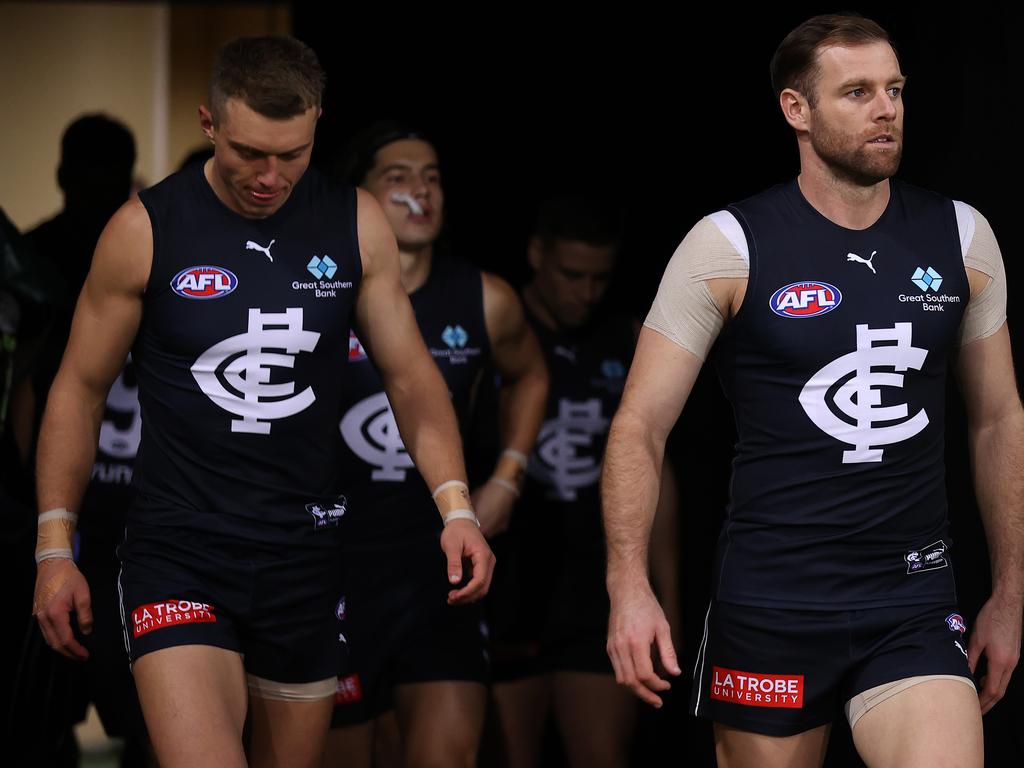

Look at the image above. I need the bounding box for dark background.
[294,4,1021,765]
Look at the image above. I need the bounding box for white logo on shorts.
[339,391,412,481]
[799,323,929,463]
[191,308,320,434]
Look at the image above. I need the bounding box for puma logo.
[246,239,275,262]
[846,250,877,274]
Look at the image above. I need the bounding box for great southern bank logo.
[171,266,238,300]
[910,267,943,292]
[442,325,469,349]
[307,255,337,280]
[770,281,842,318]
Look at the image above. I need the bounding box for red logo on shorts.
[710,666,804,708]
[335,674,363,704]
[132,600,216,638]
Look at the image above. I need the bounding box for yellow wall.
[0,2,290,233]
[0,2,167,231]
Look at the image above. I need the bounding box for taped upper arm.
[644,213,749,360]
[954,202,1006,347]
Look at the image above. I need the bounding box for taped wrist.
[489,448,528,497]
[36,507,77,564]
[432,480,479,526]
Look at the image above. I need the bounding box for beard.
[810,119,903,186]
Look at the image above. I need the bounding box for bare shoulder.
[481,271,526,342]
[88,198,153,297]
[481,271,521,313]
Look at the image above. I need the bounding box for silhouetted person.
[21,113,151,767]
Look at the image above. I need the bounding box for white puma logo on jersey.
[846,250,877,274]
[246,239,275,262]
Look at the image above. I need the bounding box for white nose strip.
[389,192,424,215]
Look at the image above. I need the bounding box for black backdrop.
[294,4,1021,765]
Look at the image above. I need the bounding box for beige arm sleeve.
[644,212,749,360]
[955,201,1007,346]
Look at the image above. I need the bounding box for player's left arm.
[353,189,494,602]
[472,272,549,537]
[956,242,1024,714]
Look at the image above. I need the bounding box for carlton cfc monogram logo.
[530,398,609,501]
[799,323,929,463]
[192,308,320,434]
[340,392,412,480]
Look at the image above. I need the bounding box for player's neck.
[797,161,891,231]
[399,245,433,294]
[522,281,560,332]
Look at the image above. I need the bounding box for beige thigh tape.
[246,674,337,702]
[845,674,976,730]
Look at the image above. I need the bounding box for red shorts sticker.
[710,666,804,708]
[335,674,363,704]
[132,600,216,638]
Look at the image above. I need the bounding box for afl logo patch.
[770,281,842,318]
[171,266,238,300]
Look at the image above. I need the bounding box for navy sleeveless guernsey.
[521,311,634,552]
[337,256,489,534]
[711,178,969,610]
[132,163,361,549]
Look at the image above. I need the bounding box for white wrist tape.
[432,479,469,500]
[36,507,77,564]
[432,480,476,523]
[489,477,521,497]
[501,449,528,469]
[35,548,74,564]
[38,508,78,525]
[443,509,480,526]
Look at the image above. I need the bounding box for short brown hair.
[770,14,896,105]
[210,36,325,123]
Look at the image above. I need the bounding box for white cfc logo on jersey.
[531,398,609,500]
[340,392,412,480]
[191,308,320,434]
[799,322,929,463]
[97,356,141,458]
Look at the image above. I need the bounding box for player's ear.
[780,88,810,133]
[199,106,216,142]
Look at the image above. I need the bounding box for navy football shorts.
[330,526,488,727]
[690,600,975,736]
[487,532,612,683]
[117,523,345,685]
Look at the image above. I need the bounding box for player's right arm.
[34,199,151,659]
[351,189,494,604]
[602,331,699,707]
[603,216,745,708]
